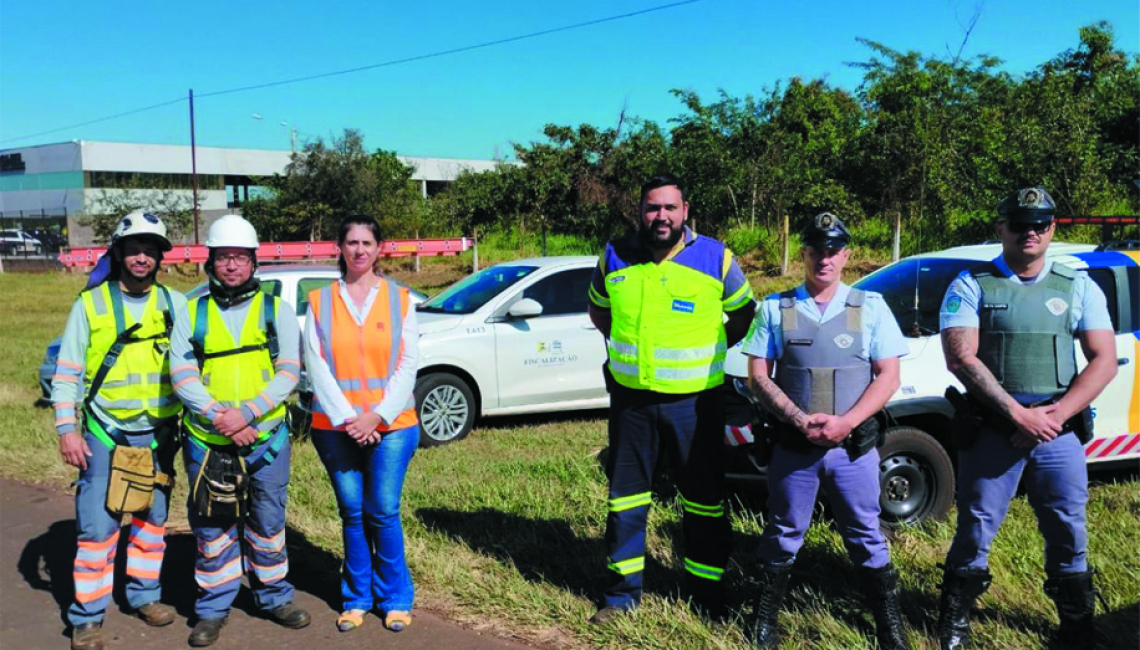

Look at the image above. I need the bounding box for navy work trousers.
[601,386,730,610]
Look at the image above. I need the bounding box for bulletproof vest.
[972,262,1078,396]
[775,289,871,416]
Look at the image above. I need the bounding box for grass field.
[1,269,1137,650]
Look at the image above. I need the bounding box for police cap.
[801,212,851,249]
[997,187,1056,225]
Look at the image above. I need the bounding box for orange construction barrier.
[59,238,473,268]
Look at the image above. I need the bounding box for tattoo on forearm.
[751,374,808,429]
[943,327,1016,417]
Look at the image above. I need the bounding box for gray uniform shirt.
[170,292,301,426]
[52,286,188,435]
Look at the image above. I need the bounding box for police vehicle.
[724,241,1140,529]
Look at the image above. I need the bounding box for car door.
[1081,264,1133,453]
[492,266,608,408]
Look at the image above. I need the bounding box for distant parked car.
[39,265,427,399]
[0,230,44,255]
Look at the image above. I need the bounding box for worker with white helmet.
[52,211,186,650]
[168,214,309,646]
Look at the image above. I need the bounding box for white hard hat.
[205,214,259,249]
[111,211,173,251]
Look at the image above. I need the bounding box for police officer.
[169,215,310,646]
[52,212,185,650]
[743,213,910,649]
[937,188,1116,650]
[586,173,755,623]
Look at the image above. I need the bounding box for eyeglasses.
[1005,221,1053,235]
[215,253,253,266]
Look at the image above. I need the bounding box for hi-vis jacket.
[52,282,187,435]
[170,290,302,446]
[305,279,419,431]
[589,228,754,394]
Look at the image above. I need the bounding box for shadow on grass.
[480,408,609,431]
[415,507,690,606]
[17,517,345,629]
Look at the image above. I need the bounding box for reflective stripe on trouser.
[757,444,889,569]
[602,387,730,609]
[69,430,173,627]
[183,435,294,619]
[946,428,1088,574]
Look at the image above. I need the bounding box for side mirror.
[508,298,543,319]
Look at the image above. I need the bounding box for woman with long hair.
[303,215,419,632]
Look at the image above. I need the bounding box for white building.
[0,141,500,246]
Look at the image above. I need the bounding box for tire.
[415,372,476,447]
[878,426,955,531]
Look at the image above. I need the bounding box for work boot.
[749,563,792,648]
[687,575,727,622]
[588,605,630,626]
[936,566,992,650]
[135,601,176,627]
[860,564,910,650]
[267,603,311,629]
[70,622,103,650]
[1044,569,1097,650]
[188,617,227,647]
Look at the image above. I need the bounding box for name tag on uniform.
[787,339,813,346]
[609,275,626,284]
[981,303,1009,310]
[672,299,695,313]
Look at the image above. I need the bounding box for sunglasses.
[1005,221,1053,235]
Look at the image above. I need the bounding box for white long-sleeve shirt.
[303,279,418,428]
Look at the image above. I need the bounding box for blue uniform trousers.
[183,429,294,620]
[757,443,890,568]
[311,426,417,613]
[602,386,730,610]
[946,428,1088,575]
[69,429,175,627]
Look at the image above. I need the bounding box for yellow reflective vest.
[184,292,286,445]
[592,232,752,394]
[81,282,181,421]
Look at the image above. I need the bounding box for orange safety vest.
[309,279,418,431]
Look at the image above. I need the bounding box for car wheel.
[878,426,955,531]
[415,372,475,447]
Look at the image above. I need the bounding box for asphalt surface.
[0,477,532,650]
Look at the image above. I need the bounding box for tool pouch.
[106,446,168,514]
[191,447,249,520]
[844,412,883,460]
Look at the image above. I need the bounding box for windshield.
[855,258,976,337]
[419,265,539,314]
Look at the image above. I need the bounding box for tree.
[77,176,201,244]
[242,129,425,241]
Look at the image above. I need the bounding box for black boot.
[937,566,992,650]
[861,565,909,650]
[1044,570,1097,650]
[750,563,792,649]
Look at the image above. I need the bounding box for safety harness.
[83,284,178,513]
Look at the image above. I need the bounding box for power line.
[197,0,704,98]
[1,0,705,146]
[1,97,186,145]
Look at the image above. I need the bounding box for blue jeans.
[758,443,890,569]
[69,429,176,627]
[183,431,295,620]
[311,426,418,612]
[946,429,1088,575]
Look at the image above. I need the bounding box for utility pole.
[189,89,201,274]
[189,89,200,244]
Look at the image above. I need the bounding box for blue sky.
[1,0,1136,160]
